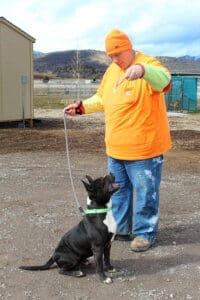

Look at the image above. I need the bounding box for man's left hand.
[125,64,145,80]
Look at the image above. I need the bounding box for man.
[64,29,171,252]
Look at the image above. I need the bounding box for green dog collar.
[84,208,111,214]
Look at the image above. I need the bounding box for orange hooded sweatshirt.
[82,51,172,160]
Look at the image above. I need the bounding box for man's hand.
[63,100,84,116]
[125,64,145,80]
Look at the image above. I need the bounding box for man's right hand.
[63,100,84,116]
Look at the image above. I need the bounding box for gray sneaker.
[130,236,154,252]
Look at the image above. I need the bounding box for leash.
[63,112,85,216]
[63,112,110,217]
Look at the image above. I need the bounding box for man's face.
[109,49,134,70]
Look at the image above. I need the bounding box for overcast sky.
[1,0,200,57]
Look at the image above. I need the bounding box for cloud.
[1,0,200,56]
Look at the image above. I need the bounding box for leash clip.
[79,206,85,216]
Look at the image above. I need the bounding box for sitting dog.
[19,173,120,283]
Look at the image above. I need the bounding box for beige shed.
[0,17,35,125]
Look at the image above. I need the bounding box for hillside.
[34,50,111,79]
[157,56,200,74]
[34,50,200,79]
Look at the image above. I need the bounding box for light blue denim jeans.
[108,155,164,241]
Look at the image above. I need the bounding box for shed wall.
[0,22,34,121]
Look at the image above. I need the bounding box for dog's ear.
[81,179,92,192]
[109,172,114,178]
[85,175,94,184]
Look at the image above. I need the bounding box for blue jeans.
[108,155,164,241]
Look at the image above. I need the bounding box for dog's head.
[81,172,120,205]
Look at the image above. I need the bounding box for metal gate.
[165,76,198,112]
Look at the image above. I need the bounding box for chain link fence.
[34,77,200,112]
[34,79,99,109]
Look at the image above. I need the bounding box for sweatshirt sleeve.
[142,63,171,92]
[82,93,104,114]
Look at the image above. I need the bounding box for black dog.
[19,173,120,283]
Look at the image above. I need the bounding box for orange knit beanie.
[105,29,133,55]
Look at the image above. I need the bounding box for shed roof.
[0,17,36,43]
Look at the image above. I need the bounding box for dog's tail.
[19,257,54,271]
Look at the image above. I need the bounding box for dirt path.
[0,110,200,300]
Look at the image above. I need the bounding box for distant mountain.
[179,55,200,62]
[34,50,111,79]
[156,56,200,75]
[33,50,200,79]
[33,50,45,58]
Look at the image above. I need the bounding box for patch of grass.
[33,81,98,109]
[33,95,72,109]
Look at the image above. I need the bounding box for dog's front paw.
[104,265,117,273]
[103,276,113,284]
[107,267,117,273]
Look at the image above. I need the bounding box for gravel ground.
[0,110,200,300]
